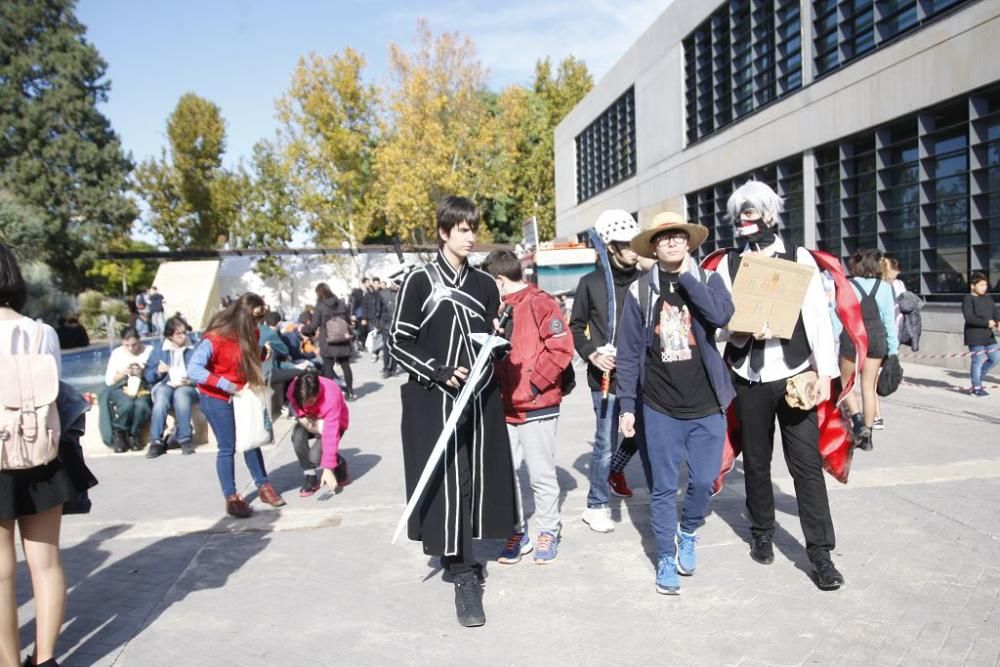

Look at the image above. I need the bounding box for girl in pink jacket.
[286,372,351,496]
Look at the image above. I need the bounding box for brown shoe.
[257,482,286,508]
[225,494,252,518]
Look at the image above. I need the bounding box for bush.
[22,262,75,324]
[78,289,130,340]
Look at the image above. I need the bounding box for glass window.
[575,87,637,203]
[921,102,968,294]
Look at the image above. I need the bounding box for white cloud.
[386,0,672,87]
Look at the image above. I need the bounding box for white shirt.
[105,344,151,386]
[717,236,838,383]
[0,316,62,378]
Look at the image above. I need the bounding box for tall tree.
[134,92,232,249]
[511,57,593,241]
[0,0,136,290]
[371,22,520,244]
[276,48,379,250]
[233,140,298,278]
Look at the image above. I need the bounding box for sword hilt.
[497,304,513,333]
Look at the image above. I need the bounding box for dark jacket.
[362,289,381,324]
[377,289,396,329]
[897,290,923,351]
[303,296,353,359]
[349,287,365,319]
[570,262,641,391]
[616,264,736,416]
[963,293,998,347]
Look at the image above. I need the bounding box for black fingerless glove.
[431,366,455,384]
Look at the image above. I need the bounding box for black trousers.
[322,357,353,395]
[733,376,836,563]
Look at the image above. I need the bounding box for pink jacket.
[286,376,349,469]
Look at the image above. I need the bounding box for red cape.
[702,247,868,493]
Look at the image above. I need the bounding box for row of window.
[575,87,636,204]
[684,0,802,143]
[684,0,976,144]
[685,84,1000,298]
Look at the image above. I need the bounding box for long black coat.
[389,252,516,556]
[303,296,352,359]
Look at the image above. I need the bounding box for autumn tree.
[276,49,379,250]
[510,57,592,241]
[232,140,298,278]
[134,93,233,249]
[371,22,521,244]
[0,0,136,290]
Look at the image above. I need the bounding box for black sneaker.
[299,476,320,497]
[128,434,143,452]
[112,430,129,453]
[180,440,195,456]
[453,573,485,627]
[813,559,844,591]
[146,441,166,459]
[750,535,774,565]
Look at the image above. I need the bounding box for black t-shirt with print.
[643,270,719,419]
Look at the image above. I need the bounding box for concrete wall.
[555,0,1000,236]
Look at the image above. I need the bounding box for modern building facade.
[554,0,1000,365]
[555,0,1000,307]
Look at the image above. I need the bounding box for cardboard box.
[728,254,814,339]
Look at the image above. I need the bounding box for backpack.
[324,315,352,345]
[0,325,60,470]
[526,294,576,396]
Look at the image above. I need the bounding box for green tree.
[276,48,379,250]
[0,0,137,290]
[85,239,159,298]
[232,140,298,278]
[134,92,232,249]
[511,57,592,241]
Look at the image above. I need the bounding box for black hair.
[263,311,281,327]
[970,271,988,287]
[293,370,321,408]
[163,314,190,338]
[0,243,27,312]
[847,248,882,279]
[121,326,140,341]
[315,282,334,300]
[482,250,523,281]
[436,196,480,244]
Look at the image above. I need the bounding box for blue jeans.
[643,406,726,557]
[200,394,269,498]
[587,392,651,507]
[969,345,1000,388]
[149,383,198,444]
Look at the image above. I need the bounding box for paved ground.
[14,358,1000,666]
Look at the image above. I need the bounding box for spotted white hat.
[594,209,639,245]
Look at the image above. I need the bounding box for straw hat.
[630,211,709,259]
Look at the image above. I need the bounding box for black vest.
[723,248,812,371]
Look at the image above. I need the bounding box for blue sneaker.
[675,528,698,575]
[656,554,680,595]
[533,531,559,564]
[497,532,532,564]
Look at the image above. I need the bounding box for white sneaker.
[582,506,615,533]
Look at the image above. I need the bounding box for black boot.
[112,430,128,453]
[453,572,486,627]
[146,440,166,459]
[750,535,774,565]
[856,426,873,452]
[128,433,143,452]
[813,559,845,591]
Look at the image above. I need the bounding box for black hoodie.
[570,260,641,391]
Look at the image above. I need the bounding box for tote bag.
[233,384,274,452]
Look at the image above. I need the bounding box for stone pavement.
[15,358,1000,666]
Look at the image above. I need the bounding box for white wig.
[727,180,784,227]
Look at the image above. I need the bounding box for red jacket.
[188,330,262,401]
[497,285,575,424]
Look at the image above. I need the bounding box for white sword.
[391,306,512,544]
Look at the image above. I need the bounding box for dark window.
[813,0,976,78]
[575,87,637,203]
[685,0,801,143]
[815,145,842,254]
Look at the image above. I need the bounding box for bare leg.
[20,506,65,664]
[0,519,19,667]
[859,357,883,427]
[839,356,860,416]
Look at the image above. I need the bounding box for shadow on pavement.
[711,463,815,578]
[351,381,383,399]
[25,511,279,666]
[265,448,382,497]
